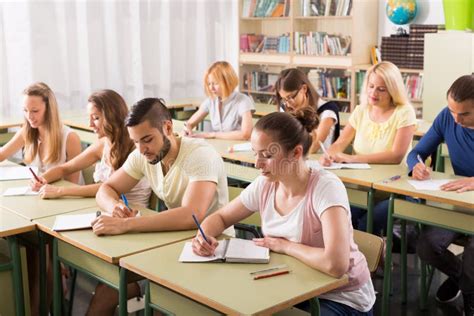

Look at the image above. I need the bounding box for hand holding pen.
[191,213,218,257]
[318,141,333,166]
[412,154,431,180]
[29,167,47,191]
[112,193,137,218]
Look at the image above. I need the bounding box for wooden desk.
[224,161,259,183]
[0,207,36,316]
[206,139,255,164]
[34,207,195,316]
[120,239,348,315]
[374,173,474,315]
[254,103,277,117]
[0,180,97,220]
[0,117,23,129]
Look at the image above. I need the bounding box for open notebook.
[306,160,371,170]
[179,238,269,263]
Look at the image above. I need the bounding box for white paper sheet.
[407,179,452,191]
[0,166,39,181]
[3,186,39,196]
[306,160,371,170]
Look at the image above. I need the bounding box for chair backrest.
[353,229,384,273]
[82,164,96,185]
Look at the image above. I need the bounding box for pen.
[192,213,210,245]
[96,211,101,217]
[120,193,129,209]
[29,167,41,182]
[253,269,290,280]
[318,141,330,158]
[383,175,401,183]
[416,154,425,167]
[250,264,288,275]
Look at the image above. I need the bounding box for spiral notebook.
[179,238,269,263]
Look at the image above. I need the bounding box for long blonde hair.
[359,61,409,107]
[203,61,238,99]
[23,82,63,164]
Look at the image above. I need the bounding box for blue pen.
[192,213,210,245]
[120,193,129,209]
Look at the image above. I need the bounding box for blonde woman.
[0,82,82,182]
[184,61,255,140]
[31,89,151,207]
[320,62,416,235]
[0,82,82,314]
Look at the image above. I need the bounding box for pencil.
[29,167,41,182]
[253,269,290,280]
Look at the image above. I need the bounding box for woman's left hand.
[333,152,356,163]
[253,236,291,254]
[38,184,63,199]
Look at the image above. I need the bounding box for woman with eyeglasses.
[275,68,341,154]
[320,61,417,235]
[184,61,255,140]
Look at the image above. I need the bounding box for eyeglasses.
[280,87,302,107]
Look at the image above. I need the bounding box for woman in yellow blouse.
[320,61,416,235]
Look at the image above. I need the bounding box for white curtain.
[0,0,238,118]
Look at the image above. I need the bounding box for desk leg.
[119,267,128,316]
[52,238,61,316]
[8,236,25,316]
[38,231,47,316]
[366,189,374,234]
[382,194,395,316]
[420,256,428,310]
[145,280,151,316]
[401,219,407,304]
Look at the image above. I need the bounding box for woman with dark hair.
[192,108,375,315]
[275,68,340,154]
[31,89,151,206]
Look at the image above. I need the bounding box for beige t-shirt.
[122,137,228,216]
[349,103,416,156]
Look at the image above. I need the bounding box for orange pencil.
[253,270,290,280]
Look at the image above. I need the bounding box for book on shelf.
[242,0,288,18]
[307,69,351,100]
[241,33,290,53]
[179,238,270,263]
[300,0,352,16]
[294,32,351,56]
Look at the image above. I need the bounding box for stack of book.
[300,0,352,16]
[242,0,290,17]
[294,32,351,56]
[381,24,442,69]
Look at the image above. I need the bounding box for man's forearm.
[96,184,120,213]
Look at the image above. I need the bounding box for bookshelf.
[354,64,424,118]
[238,0,379,112]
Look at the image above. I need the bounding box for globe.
[386,0,418,25]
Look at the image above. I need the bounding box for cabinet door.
[423,32,474,121]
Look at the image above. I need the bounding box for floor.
[67,252,466,315]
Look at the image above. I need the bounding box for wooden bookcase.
[238,0,379,112]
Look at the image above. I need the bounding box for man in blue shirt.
[407,75,474,315]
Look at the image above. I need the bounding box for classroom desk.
[0,179,97,220]
[374,173,474,315]
[0,207,36,316]
[120,239,348,315]
[254,102,278,117]
[224,161,259,183]
[34,207,196,316]
[0,117,23,129]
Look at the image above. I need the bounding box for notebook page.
[224,238,269,263]
[3,186,39,196]
[53,213,97,231]
[0,166,39,181]
[407,179,451,191]
[178,240,227,262]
